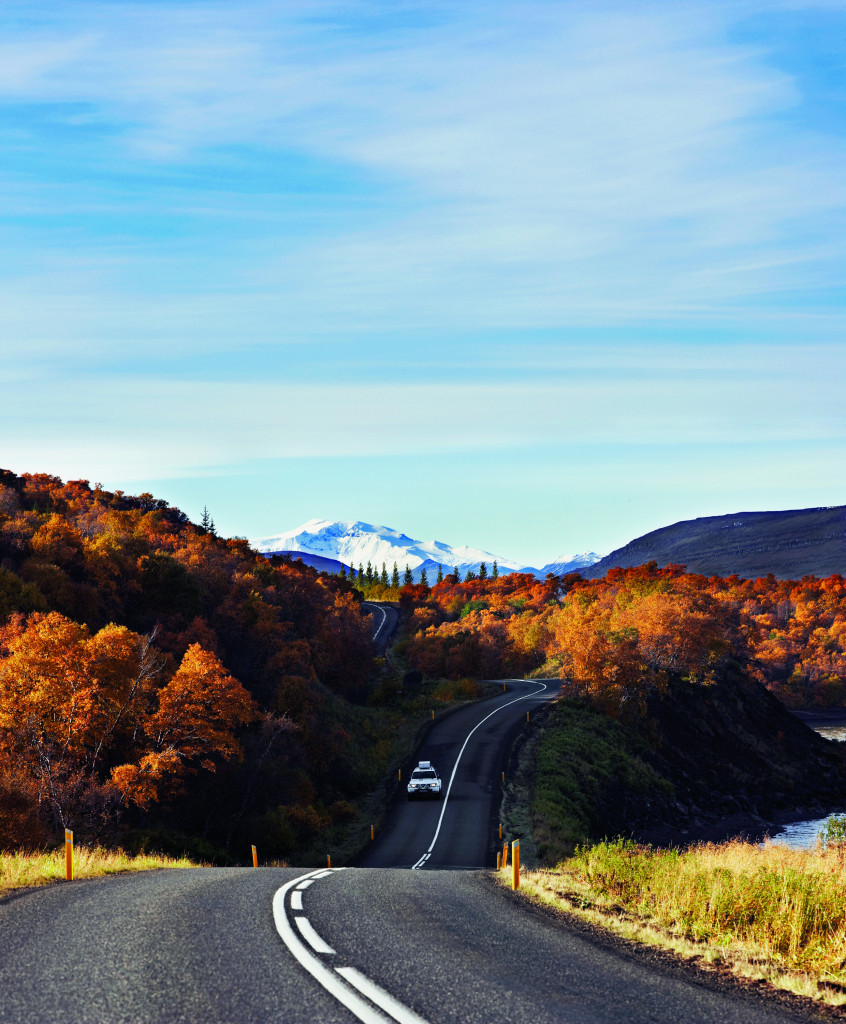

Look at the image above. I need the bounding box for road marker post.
[501,841,508,870]
[370,825,375,841]
[503,683,506,692]
[512,839,521,890]
[65,828,73,881]
[327,854,332,869]
[251,845,258,868]
[496,851,501,870]
[526,711,530,723]
[499,822,502,840]
[501,771,505,785]
[431,710,435,720]
[398,768,401,782]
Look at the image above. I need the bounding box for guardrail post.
[65,828,73,881]
[512,839,520,890]
[251,845,258,868]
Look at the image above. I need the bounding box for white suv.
[407,761,442,801]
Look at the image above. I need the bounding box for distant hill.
[264,551,350,574]
[584,506,846,580]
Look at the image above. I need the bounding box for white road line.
[295,916,336,954]
[364,602,388,642]
[336,967,429,1024]
[290,890,303,911]
[311,870,334,878]
[411,680,548,870]
[273,873,431,1024]
[296,879,315,890]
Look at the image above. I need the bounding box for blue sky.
[2,0,845,565]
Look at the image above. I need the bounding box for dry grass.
[0,846,200,897]
[505,838,846,1007]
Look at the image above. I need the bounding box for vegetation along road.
[0,681,829,1023]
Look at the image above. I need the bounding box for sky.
[2,0,845,566]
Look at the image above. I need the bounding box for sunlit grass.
[507,837,846,1007]
[0,846,200,897]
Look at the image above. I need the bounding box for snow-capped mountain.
[251,519,523,579]
[537,552,603,575]
[250,519,601,581]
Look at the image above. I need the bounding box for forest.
[0,471,377,858]
[3,467,845,862]
[397,563,846,710]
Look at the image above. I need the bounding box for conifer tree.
[339,564,347,579]
[359,563,365,583]
[479,561,488,580]
[436,564,443,584]
[404,564,413,586]
[492,560,499,579]
[465,568,477,582]
[381,563,389,587]
[392,562,400,589]
[366,560,373,585]
[420,568,429,587]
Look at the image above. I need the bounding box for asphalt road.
[357,680,554,869]
[0,679,830,1023]
[362,601,400,655]
[0,865,827,1023]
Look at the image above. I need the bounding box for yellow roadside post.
[501,841,508,871]
[370,825,375,840]
[512,839,521,890]
[496,852,501,870]
[327,854,332,868]
[526,711,530,723]
[499,823,502,840]
[431,710,435,720]
[398,768,401,782]
[65,829,73,881]
[251,845,258,868]
[502,683,506,692]
[501,771,505,785]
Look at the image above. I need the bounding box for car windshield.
[413,770,436,779]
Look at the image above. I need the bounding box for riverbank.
[506,837,846,1008]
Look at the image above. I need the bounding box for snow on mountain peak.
[250,520,603,579]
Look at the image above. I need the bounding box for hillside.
[584,506,846,580]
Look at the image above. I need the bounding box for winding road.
[0,680,826,1023]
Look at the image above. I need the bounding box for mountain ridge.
[251,519,601,581]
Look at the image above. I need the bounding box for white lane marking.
[336,967,429,1024]
[311,870,334,878]
[364,602,388,642]
[291,890,303,911]
[296,879,315,890]
[295,916,336,954]
[411,680,548,870]
[273,873,430,1024]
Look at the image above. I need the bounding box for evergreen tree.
[451,568,461,585]
[404,564,413,586]
[492,560,499,579]
[201,505,212,532]
[366,560,373,585]
[465,568,477,582]
[359,563,365,583]
[381,563,389,587]
[339,564,347,579]
[420,568,429,587]
[436,564,443,584]
[392,562,400,589]
[479,561,488,580]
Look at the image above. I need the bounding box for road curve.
[358,680,554,869]
[0,864,823,1024]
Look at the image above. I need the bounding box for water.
[766,717,846,850]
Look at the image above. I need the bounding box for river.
[767,710,846,850]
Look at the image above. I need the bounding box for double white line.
[273,869,429,1024]
[411,681,547,870]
